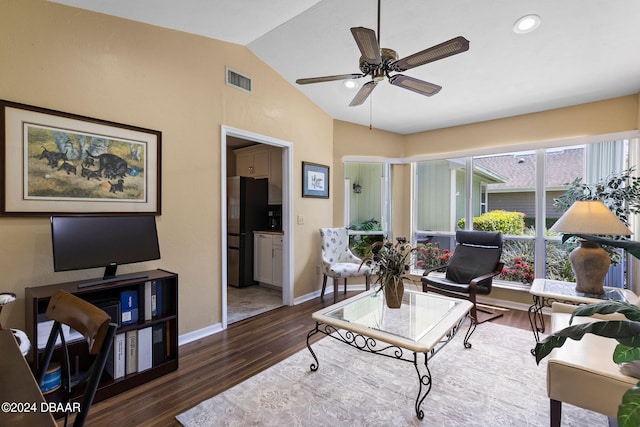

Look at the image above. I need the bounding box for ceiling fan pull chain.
[369,96,373,130]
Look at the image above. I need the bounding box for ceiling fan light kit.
[343,80,358,89]
[296,1,470,107]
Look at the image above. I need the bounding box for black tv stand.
[78,272,149,289]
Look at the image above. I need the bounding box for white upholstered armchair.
[319,228,371,303]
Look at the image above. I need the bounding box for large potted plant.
[360,238,416,308]
[553,167,640,262]
[534,301,640,427]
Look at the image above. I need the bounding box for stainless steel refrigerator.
[227,176,268,287]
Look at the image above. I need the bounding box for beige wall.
[404,95,639,156]
[0,0,333,334]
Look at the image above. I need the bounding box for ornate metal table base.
[529,294,579,344]
[528,294,600,354]
[306,316,475,420]
[528,295,546,343]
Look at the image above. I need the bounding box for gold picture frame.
[0,100,161,216]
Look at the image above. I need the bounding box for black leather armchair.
[421,230,504,323]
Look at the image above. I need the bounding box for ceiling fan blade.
[389,74,442,97]
[296,73,365,85]
[349,81,377,106]
[350,27,381,66]
[390,36,470,72]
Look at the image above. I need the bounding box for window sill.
[408,270,532,293]
[493,279,531,292]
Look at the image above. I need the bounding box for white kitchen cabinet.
[235,146,269,178]
[234,146,282,203]
[268,148,283,204]
[253,232,283,288]
[272,235,283,288]
[254,233,273,284]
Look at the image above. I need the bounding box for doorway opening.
[220,126,292,328]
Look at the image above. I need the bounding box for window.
[545,141,629,287]
[473,150,538,284]
[413,138,636,288]
[413,159,468,269]
[414,159,467,233]
[344,162,391,257]
[480,184,488,214]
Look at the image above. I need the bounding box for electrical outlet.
[297,215,304,225]
[316,265,321,275]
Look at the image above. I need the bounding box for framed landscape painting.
[0,100,161,216]
[302,161,329,198]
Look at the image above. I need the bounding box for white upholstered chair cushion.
[319,228,371,278]
[319,228,371,302]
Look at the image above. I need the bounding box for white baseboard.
[178,322,223,346]
[293,284,370,305]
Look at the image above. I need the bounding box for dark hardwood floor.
[80,291,544,427]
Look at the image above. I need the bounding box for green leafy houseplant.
[349,233,384,258]
[348,219,384,257]
[359,238,417,307]
[553,167,640,262]
[554,168,640,226]
[534,301,640,427]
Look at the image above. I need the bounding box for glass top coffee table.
[306,289,474,420]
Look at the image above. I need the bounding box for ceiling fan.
[295,0,470,107]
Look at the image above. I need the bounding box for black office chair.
[35,290,117,427]
[421,230,505,323]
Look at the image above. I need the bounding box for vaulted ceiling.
[51,0,640,134]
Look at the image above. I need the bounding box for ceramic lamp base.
[569,240,609,295]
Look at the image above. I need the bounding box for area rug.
[176,321,607,426]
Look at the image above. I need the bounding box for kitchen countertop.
[253,230,284,235]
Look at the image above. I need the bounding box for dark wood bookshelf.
[24,269,178,410]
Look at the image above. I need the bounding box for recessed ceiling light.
[513,14,541,34]
[343,80,358,89]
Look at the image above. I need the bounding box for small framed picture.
[302,161,329,199]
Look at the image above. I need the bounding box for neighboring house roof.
[474,147,584,192]
[447,159,506,184]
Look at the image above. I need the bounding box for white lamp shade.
[550,200,632,236]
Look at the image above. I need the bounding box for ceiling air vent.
[226,67,252,93]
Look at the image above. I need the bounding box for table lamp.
[550,200,632,294]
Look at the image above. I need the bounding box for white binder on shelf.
[137,327,153,372]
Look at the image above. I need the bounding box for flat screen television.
[51,215,161,287]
